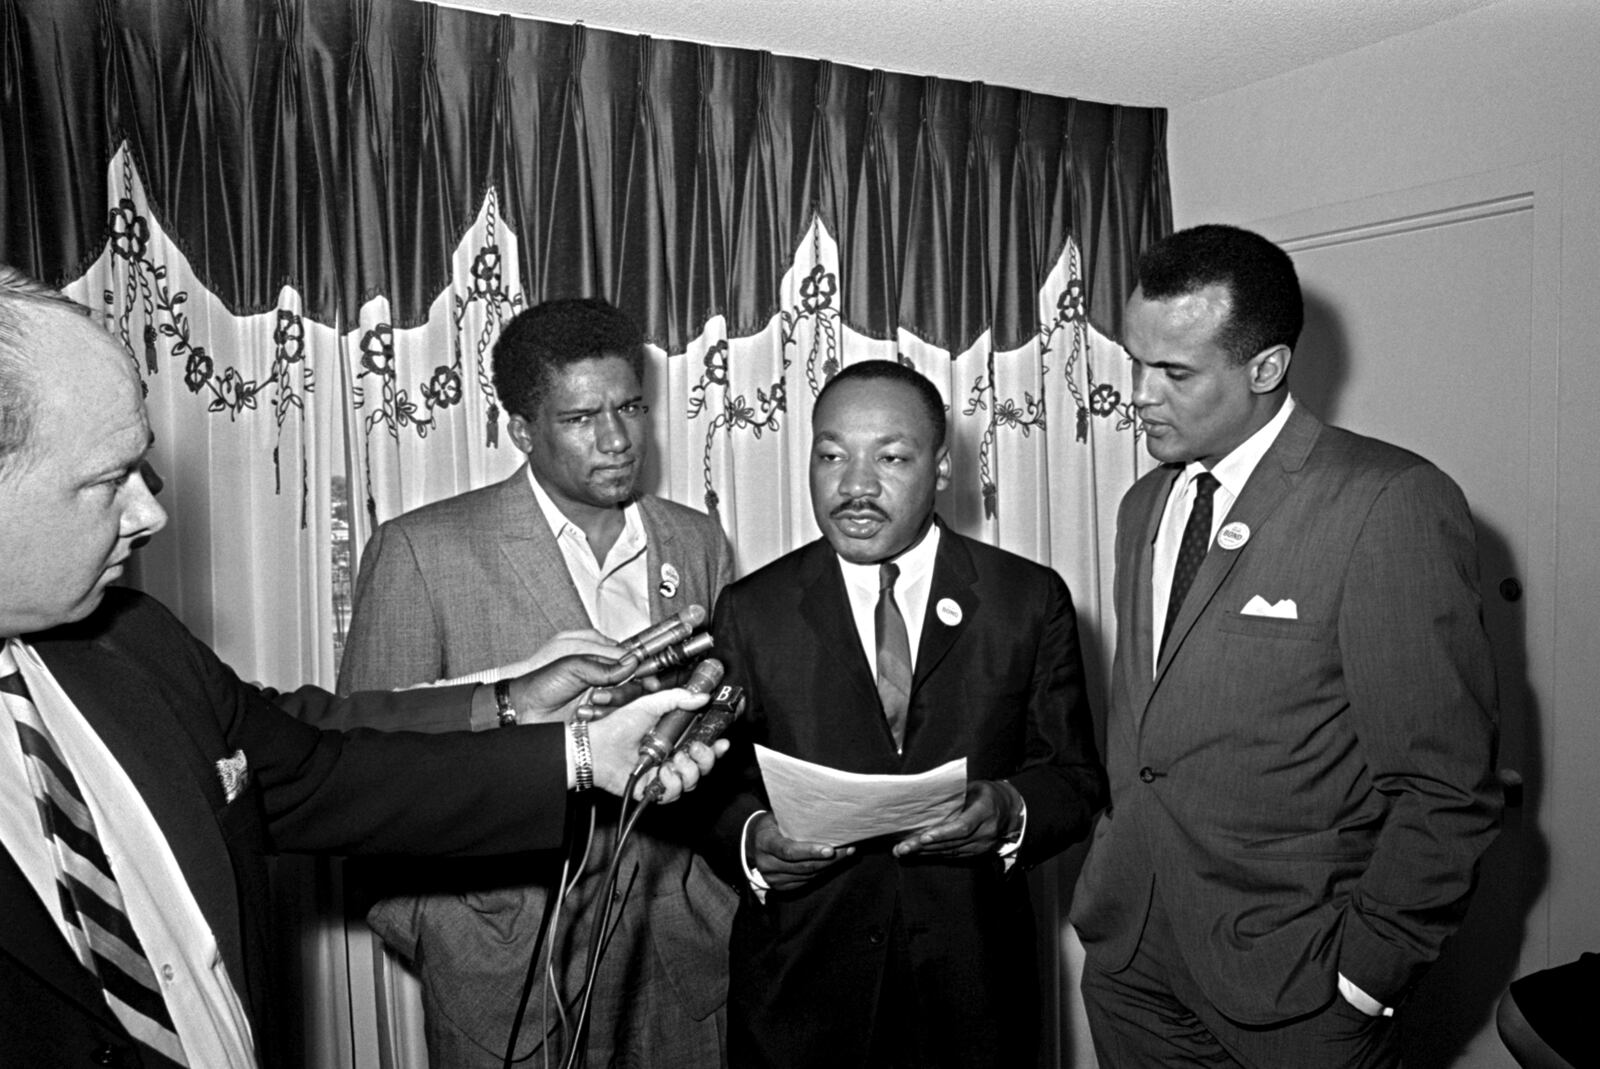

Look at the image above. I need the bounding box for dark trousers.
[1080,888,1399,1069]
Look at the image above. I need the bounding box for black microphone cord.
[502,794,588,1069]
[560,767,656,1069]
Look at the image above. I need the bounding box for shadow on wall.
[1299,287,1547,1068]
[1288,289,1351,424]
[1401,503,1545,1068]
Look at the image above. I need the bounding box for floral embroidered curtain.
[2,1,1169,1066]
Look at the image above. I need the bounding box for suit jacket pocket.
[1216,611,1327,643]
[1226,827,1374,864]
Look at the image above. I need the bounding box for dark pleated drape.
[1,0,1170,351]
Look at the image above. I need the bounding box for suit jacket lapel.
[905,526,978,753]
[639,498,683,621]
[913,526,976,689]
[1151,405,1323,692]
[37,636,248,995]
[1126,469,1176,727]
[796,542,879,714]
[490,466,591,633]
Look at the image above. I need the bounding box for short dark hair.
[491,298,646,420]
[1136,224,1303,364]
[815,360,947,448]
[0,266,92,475]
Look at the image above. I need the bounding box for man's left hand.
[506,653,639,724]
[892,780,1023,859]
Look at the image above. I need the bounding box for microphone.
[634,658,724,773]
[642,683,746,802]
[628,631,714,680]
[670,683,746,755]
[618,605,707,661]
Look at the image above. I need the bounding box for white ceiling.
[428,0,1504,107]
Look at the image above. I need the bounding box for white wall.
[1169,1,1600,1064]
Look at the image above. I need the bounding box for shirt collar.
[835,519,942,596]
[1183,394,1296,498]
[525,465,644,551]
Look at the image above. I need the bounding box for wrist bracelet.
[571,721,594,791]
[493,679,518,728]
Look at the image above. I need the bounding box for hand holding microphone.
[642,681,745,802]
[619,605,706,661]
[575,607,711,719]
[585,659,726,801]
[497,609,708,727]
[634,659,725,775]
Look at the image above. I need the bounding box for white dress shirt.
[834,521,941,676]
[1151,395,1297,669]
[527,469,652,641]
[0,640,258,1067]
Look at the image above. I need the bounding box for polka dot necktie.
[1161,472,1219,656]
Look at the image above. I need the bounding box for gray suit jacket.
[337,465,737,1064]
[1071,403,1501,1025]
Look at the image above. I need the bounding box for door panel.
[1259,167,1559,1068]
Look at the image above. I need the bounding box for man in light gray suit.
[339,298,736,1068]
[1071,225,1501,1068]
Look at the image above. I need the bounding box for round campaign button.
[658,563,681,598]
[1217,522,1251,551]
[936,598,963,626]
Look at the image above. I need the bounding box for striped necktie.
[875,562,913,753]
[0,643,189,1065]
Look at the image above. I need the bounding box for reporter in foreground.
[0,264,720,1069]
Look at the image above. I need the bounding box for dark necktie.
[0,644,189,1065]
[1161,472,1219,655]
[875,562,913,752]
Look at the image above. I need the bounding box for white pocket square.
[217,748,249,803]
[1241,595,1298,619]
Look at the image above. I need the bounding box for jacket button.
[1138,767,1156,784]
[866,926,886,946]
[89,1045,123,1067]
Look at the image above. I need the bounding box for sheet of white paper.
[755,744,967,845]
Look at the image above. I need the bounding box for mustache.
[831,499,888,520]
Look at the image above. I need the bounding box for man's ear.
[506,413,535,456]
[1248,344,1292,394]
[935,446,952,493]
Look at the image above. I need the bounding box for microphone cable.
[501,796,589,1069]
[564,669,748,1067]
[554,657,730,1069]
[560,766,651,1069]
[536,801,598,1069]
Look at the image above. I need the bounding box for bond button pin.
[936,598,963,626]
[1217,522,1251,551]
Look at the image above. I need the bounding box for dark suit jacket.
[1071,403,1501,1024]
[0,589,569,1069]
[709,526,1106,1069]
[335,466,737,1063]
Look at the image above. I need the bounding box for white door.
[1259,162,1560,1068]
